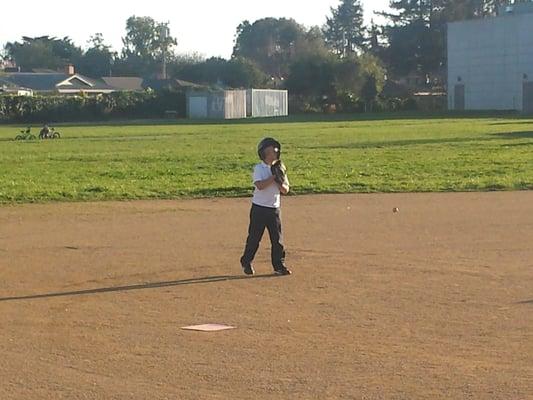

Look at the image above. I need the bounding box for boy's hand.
[271,160,287,185]
[278,176,290,195]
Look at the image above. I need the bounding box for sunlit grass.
[1,114,532,203]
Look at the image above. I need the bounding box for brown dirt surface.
[1,192,532,400]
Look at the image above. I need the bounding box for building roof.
[102,77,208,92]
[143,78,208,91]
[174,79,207,89]
[0,77,17,89]
[31,68,60,73]
[1,72,114,92]
[101,77,144,91]
[0,77,33,94]
[2,72,207,94]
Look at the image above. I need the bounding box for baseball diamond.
[0,192,531,399]
[3,0,533,397]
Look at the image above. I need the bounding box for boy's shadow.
[0,274,279,303]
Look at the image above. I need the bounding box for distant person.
[40,124,50,138]
[240,137,291,276]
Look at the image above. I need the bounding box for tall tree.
[286,52,386,107]
[358,53,387,111]
[379,1,444,77]
[380,0,512,78]
[323,0,367,56]
[175,57,268,88]
[122,16,158,60]
[367,19,384,58]
[78,34,115,78]
[233,18,312,78]
[5,36,82,71]
[121,16,177,77]
[225,57,269,88]
[285,53,337,99]
[293,26,331,59]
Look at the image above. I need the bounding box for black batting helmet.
[257,137,281,160]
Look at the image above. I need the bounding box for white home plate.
[181,324,235,332]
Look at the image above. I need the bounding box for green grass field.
[0,114,532,203]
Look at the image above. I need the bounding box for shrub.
[0,91,186,123]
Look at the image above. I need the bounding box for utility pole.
[160,23,170,80]
[342,31,347,58]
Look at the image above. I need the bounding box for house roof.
[2,72,206,93]
[0,77,17,89]
[144,78,209,91]
[102,77,208,91]
[1,73,114,92]
[102,77,144,91]
[0,77,27,92]
[175,79,206,89]
[31,68,60,73]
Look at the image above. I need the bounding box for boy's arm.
[254,176,276,190]
[278,176,290,195]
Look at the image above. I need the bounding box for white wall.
[188,96,208,118]
[224,90,247,119]
[247,89,288,118]
[448,13,533,111]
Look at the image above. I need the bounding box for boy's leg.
[241,205,266,269]
[265,208,287,272]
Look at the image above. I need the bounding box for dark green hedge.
[0,91,186,123]
[288,94,421,114]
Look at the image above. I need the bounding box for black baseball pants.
[241,203,285,269]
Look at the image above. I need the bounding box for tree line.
[1,1,526,111]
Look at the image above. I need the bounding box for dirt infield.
[1,192,532,399]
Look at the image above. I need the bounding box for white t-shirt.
[252,162,287,209]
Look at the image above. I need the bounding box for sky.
[0,0,391,59]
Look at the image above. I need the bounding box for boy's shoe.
[241,262,255,276]
[274,266,292,276]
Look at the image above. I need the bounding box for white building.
[186,89,289,120]
[448,3,533,112]
[246,89,288,118]
[186,90,247,119]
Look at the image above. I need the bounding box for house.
[1,65,115,95]
[101,77,144,91]
[1,60,208,95]
[448,3,533,112]
[0,59,18,72]
[0,77,33,96]
[101,77,207,92]
[146,78,207,91]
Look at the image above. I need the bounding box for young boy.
[240,137,291,276]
